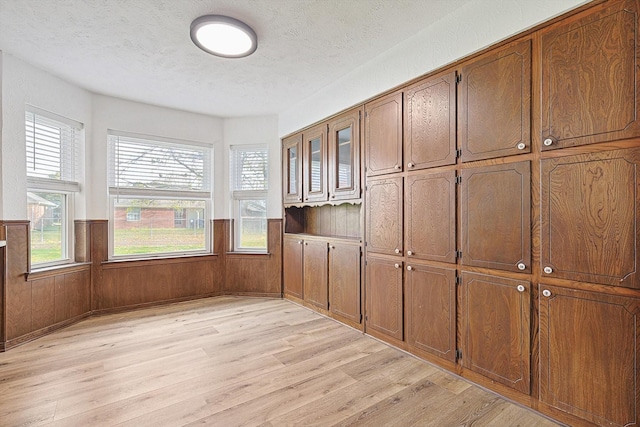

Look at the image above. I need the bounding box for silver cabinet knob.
[407,162,414,168]
[543,266,553,274]
[407,250,413,256]
[542,289,552,297]
[543,138,554,146]
[330,194,335,199]
[517,262,526,270]
[394,164,400,170]
[298,197,302,201]
[517,142,526,150]
[394,248,400,254]
[394,263,400,269]
[298,240,303,245]
[330,245,335,249]
[304,242,308,246]
[517,284,525,292]
[407,265,412,271]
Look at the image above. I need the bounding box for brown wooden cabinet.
[460,161,531,273]
[405,170,456,263]
[328,241,361,323]
[283,235,304,299]
[460,272,530,394]
[328,108,361,201]
[404,70,457,170]
[365,91,403,176]
[302,124,328,203]
[405,263,456,362]
[365,176,403,256]
[459,39,531,162]
[540,0,640,150]
[539,284,640,427]
[541,148,640,289]
[282,133,303,204]
[303,239,328,309]
[365,255,403,341]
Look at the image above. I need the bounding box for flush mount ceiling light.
[190,15,257,58]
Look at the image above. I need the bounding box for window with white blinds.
[107,131,212,258]
[230,145,268,251]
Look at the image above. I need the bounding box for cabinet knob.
[304,242,308,246]
[543,138,554,147]
[543,266,553,274]
[407,162,414,168]
[542,289,552,297]
[298,197,302,201]
[330,194,335,198]
[394,263,400,269]
[517,262,526,270]
[298,240,303,245]
[407,250,413,256]
[517,284,526,292]
[516,142,526,150]
[407,265,412,271]
[394,248,400,254]
[330,245,335,249]
[394,165,400,170]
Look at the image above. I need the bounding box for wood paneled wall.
[0,218,283,351]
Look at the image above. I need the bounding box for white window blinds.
[108,132,212,197]
[230,145,268,191]
[25,109,81,191]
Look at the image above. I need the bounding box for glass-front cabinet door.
[303,124,328,203]
[329,108,361,201]
[282,133,302,204]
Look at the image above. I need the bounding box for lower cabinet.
[283,235,304,299]
[303,240,329,310]
[405,263,456,362]
[365,255,404,341]
[459,272,531,394]
[539,284,639,427]
[329,241,362,323]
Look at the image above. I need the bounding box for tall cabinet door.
[365,255,403,341]
[460,272,530,394]
[405,263,456,362]
[282,133,303,204]
[283,235,304,299]
[365,176,403,256]
[541,148,640,289]
[329,108,361,201]
[459,39,531,162]
[405,170,456,263]
[329,241,361,323]
[539,285,640,427]
[461,161,531,273]
[303,124,328,203]
[365,91,403,176]
[303,240,328,309]
[541,0,640,150]
[404,70,457,170]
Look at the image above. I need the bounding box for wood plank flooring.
[0,297,560,426]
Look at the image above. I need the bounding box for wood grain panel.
[460,39,531,161]
[303,240,328,309]
[31,277,55,331]
[301,204,361,239]
[365,255,403,341]
[283,133,303,204]
[328,241,361,323]
[283,235,304,299]
[303,123,328,203]
[405,170,456,263]
[365,176,403,256]
[365,91,403,176]
[461,161,531,273]
[405,263,456,362]
[542,148,640,288]
[541,0,640,150]
[539,284,639,427]
[460,272,530,394]
[405,70,456,170]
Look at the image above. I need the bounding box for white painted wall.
[0,53,92,220]
[222,116,281,219]
[278,0,590,136]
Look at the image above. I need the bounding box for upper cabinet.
[541,0,640,150]
[541,148,640,289]
[329,108,361,201]
[459,39,531,162]
[365,92,403,176]
[302,124,329,203]
[404,70,457,170]
[282,133,303,204]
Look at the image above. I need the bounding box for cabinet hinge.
[456,149,462,158]
[359,111,362,121]
[365,315,368,321]
[360,314,363,323]
[456,74,462,84]
[455,275,461,285]
[456,349,462,360]
[456,250,462,258]
[455,176,462,185]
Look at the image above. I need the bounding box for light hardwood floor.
[0,297,560,426]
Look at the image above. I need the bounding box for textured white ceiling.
[0,0,473,117]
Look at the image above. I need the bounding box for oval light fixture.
[190,15,257,58]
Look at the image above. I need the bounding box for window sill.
[102,253,218,269]
[26,262,92,281]
[226,251,271,259]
